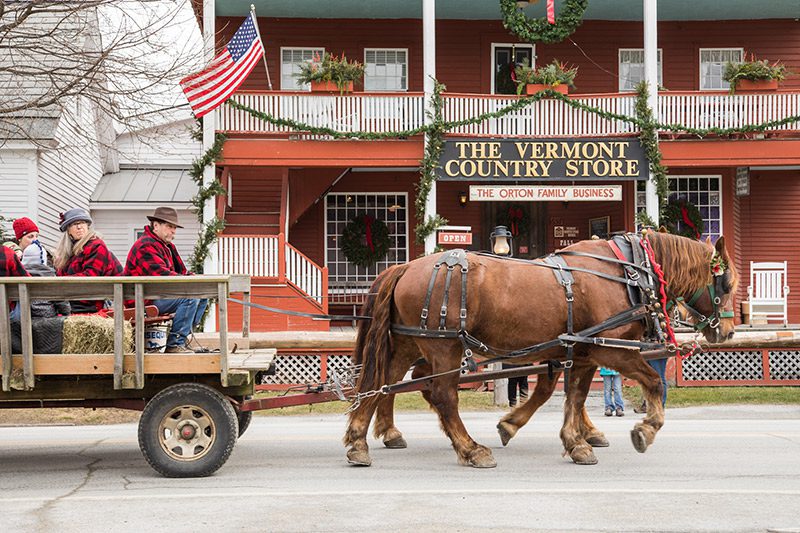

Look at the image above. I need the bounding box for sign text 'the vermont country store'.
[436,138,648,181]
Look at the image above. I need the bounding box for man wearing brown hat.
[124,207,207,353]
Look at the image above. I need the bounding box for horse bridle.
[668,266,735,336]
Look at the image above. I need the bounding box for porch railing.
[220,92,425,134]
[217,234,327,308]
[218,90,800,137]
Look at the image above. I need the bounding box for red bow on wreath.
[508,206,524,236]
[680,206,701,239]
[363,215,375,252]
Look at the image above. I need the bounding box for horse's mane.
[645,232,718,296]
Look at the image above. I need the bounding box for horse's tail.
[352,263,409,395]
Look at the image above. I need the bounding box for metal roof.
[217,0,800,21]
[91,168,195,204]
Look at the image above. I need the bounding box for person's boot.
[615,408,624,417]
[633,400,647,414]
[604,407,613,417]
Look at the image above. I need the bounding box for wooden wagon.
[0,275,273,477]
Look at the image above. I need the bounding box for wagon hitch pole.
[237,348,671,412]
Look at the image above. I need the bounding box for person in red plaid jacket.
[124,207,207,354]
[1,244,27,277]
[54,208,122,314]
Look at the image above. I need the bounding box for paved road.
[1,403,799,532]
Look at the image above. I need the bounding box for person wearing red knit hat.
[13,217,40,251]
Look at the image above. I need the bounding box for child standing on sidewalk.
[600,367,624,417]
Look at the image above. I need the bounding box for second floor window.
[281,47,324,91]
[364,49,408,91]
[700,48,743,91]
[619,49,662,92]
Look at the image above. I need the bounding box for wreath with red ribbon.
[341,213,391,268]
[662,198,704,239]
[496,204,530,237]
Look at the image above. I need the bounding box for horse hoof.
[346,448,372,466]
[383,436,407,449]
[630,428,648,453]
[586,434,610,448]
[569,443,598,465]
[497,422,516,447]
[467,447,497,468]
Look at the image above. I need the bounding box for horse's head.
[677,236,738,343]
[648,232,738,344]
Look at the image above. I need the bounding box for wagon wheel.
[138,383,238,478]
[236,395,253,438]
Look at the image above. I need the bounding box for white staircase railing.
[217,234,327,308]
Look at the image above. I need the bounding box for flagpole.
[250,4,273,90]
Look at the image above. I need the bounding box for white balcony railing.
[220,92,425,134]
[217,91,800,137]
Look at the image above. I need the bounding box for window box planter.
[310,80,354,93]
[525,83,569,96]
[734,79,779,92]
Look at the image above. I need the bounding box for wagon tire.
[138,383,238,478]
[236,396,253,438]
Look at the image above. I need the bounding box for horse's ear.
[715,235,727,256]
[658,226,668,233]
[705,236,713,248]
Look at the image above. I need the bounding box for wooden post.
[0,284,11,391]
[19,284,34,390]
[134,283,145,389]
[491,363,509,407]
[278,232,286,283]
[218,281,229,387]
[321,266,329,314]
[242,290,251,339]
[113,283,124,389]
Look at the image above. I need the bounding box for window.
[700,48,743,91]
[325,193,409,282]
[636,175,722,241]
[281,47,324,91]
[619,49,662,92]
[364,49,408,91]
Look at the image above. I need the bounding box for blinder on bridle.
[669,256,735,335]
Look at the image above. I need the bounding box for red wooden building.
[192,0,800,333]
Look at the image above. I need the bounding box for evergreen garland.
[634,82,670,210]
[341,214,391,267]
[415,80,448,245]
[188,132,228,273]
[500,0,588,44]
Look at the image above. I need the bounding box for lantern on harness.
[490,225,513,257]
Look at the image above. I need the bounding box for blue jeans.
[603,374,623,410]
[154,298,208,348]
[648,358,668,406]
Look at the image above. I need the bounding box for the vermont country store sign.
[436,138,648,181]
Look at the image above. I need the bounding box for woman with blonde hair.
[55,208,122,314]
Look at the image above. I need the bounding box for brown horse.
[344,232,738,467]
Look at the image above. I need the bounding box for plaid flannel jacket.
[1,246,27,277]
[123,225,188,277]
[57,238,122,277]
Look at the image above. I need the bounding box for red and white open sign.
[438,231,473,245]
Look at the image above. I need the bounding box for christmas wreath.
[496,204,530,237]
[341,213,391,268]
[500,0,588,45]
[661,198,704,239]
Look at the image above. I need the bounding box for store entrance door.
[482,202,546,259]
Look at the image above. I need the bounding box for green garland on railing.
[634,82,669,209]
[188,132,227,273]
[500,0,588,44]
[415,80,448,245]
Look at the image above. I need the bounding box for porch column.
[423,0,437,254]
[643,0,660,224]
[203,0,218,332]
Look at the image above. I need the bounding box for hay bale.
[62,315,133,354]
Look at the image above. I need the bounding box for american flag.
[180,13,264,118]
